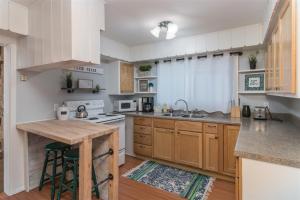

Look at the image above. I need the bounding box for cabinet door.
[175,131,202,168]
[120,62,134,93]
[279,0,296,94]
[8,1,28,35]
[153,128,174,161]
[0,0,8,30]
[224,125,240,175]
[204,133,219,172]
[272,25,281,91]
[266,42,274,91]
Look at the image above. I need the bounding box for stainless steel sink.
[160,113,208,119]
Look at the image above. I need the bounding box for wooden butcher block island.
[17,120,119,200]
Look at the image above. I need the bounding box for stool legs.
[57,159,68,200]
[50,151,58,200]
[39,150,50,191]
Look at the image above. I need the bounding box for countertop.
[17,120,119,144]
[125,112,300,168]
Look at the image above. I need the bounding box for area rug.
[123,160,215,200]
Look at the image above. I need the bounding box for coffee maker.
[142,97,154,112]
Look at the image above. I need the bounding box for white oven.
[113,100,136,112]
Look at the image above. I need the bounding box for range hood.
[17,0,105,72]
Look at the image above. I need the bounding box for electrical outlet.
[54,104,59,112]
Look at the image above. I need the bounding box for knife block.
[231,106,241,118]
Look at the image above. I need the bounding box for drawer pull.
[207,125,217,128]
[139,145,144,148]
[215,136,219,139]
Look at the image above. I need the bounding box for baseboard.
[5,185,25,196]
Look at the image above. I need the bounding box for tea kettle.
[76,105,88,118]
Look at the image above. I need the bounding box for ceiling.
[103,0,268,46]
[11,0,36,6]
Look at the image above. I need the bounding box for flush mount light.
[150,21,178,40]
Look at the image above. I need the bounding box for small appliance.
[142,97,154,112]
[76,105,88,118]
[113,100,137,112]
[242,105,251,118]
[253,106,267,120]
[65,100,126,165]
[57,105,69,120]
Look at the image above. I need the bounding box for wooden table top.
[17,120,119,144]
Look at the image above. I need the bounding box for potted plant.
[148,82,154,92]
[249,55,257,70]
[66,72,73,89]
[139,64,152,76]
[93,84,101,93]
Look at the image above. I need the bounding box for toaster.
[253,106,267,120]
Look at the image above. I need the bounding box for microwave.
[113,100,137,112]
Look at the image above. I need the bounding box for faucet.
[175,99,189,115]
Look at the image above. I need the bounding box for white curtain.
[157,54,237,113]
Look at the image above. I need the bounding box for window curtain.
[157,54,238,113]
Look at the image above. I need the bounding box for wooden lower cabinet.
[224,125,240,175]
[204,133,219,172]
[175,130,203,168]
[153,128,174,161]
[134,143,152,157]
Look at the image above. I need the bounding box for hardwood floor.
[0,155,234,200]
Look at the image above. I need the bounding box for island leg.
[79,138,92,200]
[109,130,119,200]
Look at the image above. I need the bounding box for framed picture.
[138,79,149,92]
[245,73,264,91]
[78,79,93,89]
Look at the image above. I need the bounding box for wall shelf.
[61,88,106,94]
[134,76,158,79]
[238,69,265,74]
[238,91,266,94]
[135,92,157,94]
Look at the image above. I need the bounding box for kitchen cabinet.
[203,123,223,172]
[175,131,202,168]
[18,0,104,71]
[134,117,153,157]
[8,1,28,35]
[204,133,219,172]
[278,0,296,93]
[265,0,296,95]
[224,125,240,175]
[120,62,134,93]
[0,0,8,31]
[153,127,174,162]
[104,61,134,95]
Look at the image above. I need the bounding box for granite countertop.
[124,111,241,125]
[235,118,300,168]
[125,112,300,169]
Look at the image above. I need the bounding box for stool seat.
[64,149,79,160]
[45,142,70,151]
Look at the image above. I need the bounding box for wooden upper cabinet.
[153,128,174,161]
[120,62,134,93]
[279,0,296,94]
[224,125,240,175]
[175,130,203,168]
[272,25,281,91]
[266,42,274,91]
[204,133,219,172]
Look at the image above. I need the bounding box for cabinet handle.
[215,136,219,139]
[208,125,216,128]
[139,145,144,148]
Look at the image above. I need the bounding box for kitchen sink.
[160,113,208,119]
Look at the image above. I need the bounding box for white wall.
[130,24,262,62]
[262,0,278,41]
[242,158,300,200]
[101,35,131,61]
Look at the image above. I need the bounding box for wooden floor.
[0,156,234,200]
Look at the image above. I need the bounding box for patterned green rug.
[123,160,215,200]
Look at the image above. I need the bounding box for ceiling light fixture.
[150,21,178,40]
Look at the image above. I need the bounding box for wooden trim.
[79,138,92,200]
[218,124,224,173]
[235,158,242,200]
[291,0,296,93]
[108,131,119,200]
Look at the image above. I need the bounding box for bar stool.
[39,142,71,200]
[56,149,100,200]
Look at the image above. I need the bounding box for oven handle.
[97,118,125,124]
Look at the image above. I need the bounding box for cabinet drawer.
[134,133,152,145]
[134,117,152,126]
[134,143,152,157]
[153,119,175,129]
[175,121,203,132]
[204,123,218,134]
[134,125,152,135]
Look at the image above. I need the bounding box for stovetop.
[74,113,125,123]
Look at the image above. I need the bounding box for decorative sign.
[68,66,104,75]
[245,73,264,91]
[139,79,149,92]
